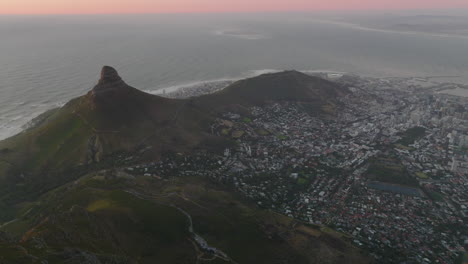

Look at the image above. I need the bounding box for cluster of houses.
[125,74,467,263]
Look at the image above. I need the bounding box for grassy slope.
[0,104,96,220]
[1,186,195,263]
[366,156,419,187]
[0,102,92,176]
[0,87,226,215]
[0,173,371,264]
[397,126,426,146]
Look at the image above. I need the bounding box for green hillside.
[0,67,225,214]
[0,172,371,264]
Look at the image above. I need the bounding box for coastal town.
[123,74,467,263]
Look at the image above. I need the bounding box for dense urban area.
[123,74,467,264]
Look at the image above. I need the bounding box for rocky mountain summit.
[93,66,126,93]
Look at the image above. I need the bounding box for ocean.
[1,12,468,140]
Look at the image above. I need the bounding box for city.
[124,74,468,263]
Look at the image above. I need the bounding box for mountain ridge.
[0,66,347,214]
[196,70,348,113]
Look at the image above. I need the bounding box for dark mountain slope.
[0,67,223,212]
[197,70,348,113]
[0,173,372,264]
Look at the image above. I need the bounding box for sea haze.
[1,11,468,140]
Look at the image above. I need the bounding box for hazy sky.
[1,0,468,14]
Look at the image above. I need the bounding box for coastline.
[2,70,468,141]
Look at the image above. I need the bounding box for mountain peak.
[199,69,348,110]
[99,66,122,84]
[92,66,126,95]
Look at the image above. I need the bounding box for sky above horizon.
[1,0,468,14]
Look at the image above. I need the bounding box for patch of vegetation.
[16,110,92,175]
[178,185,309,264]
[428,191,445,202]
[242,117,252,123]
[297,177,309,185]
[108,190,189,244]
[232,130,245,138]
[322,103,337,114]
[221,128,231,136]
[277,134,288,140]
[366,156,419,187]
[0,219,31,238]
[415,172,429,179]
[23,108,60,132]
[255,128,270,136]
[397,126,426,146]
[2,184,194,263]
[86,199,115,212]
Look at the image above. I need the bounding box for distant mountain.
[198,70,348,113]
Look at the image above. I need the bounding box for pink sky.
[1,0,467,14]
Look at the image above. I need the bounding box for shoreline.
[1,70,467,141]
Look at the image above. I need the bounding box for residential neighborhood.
[123,74,467,263]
